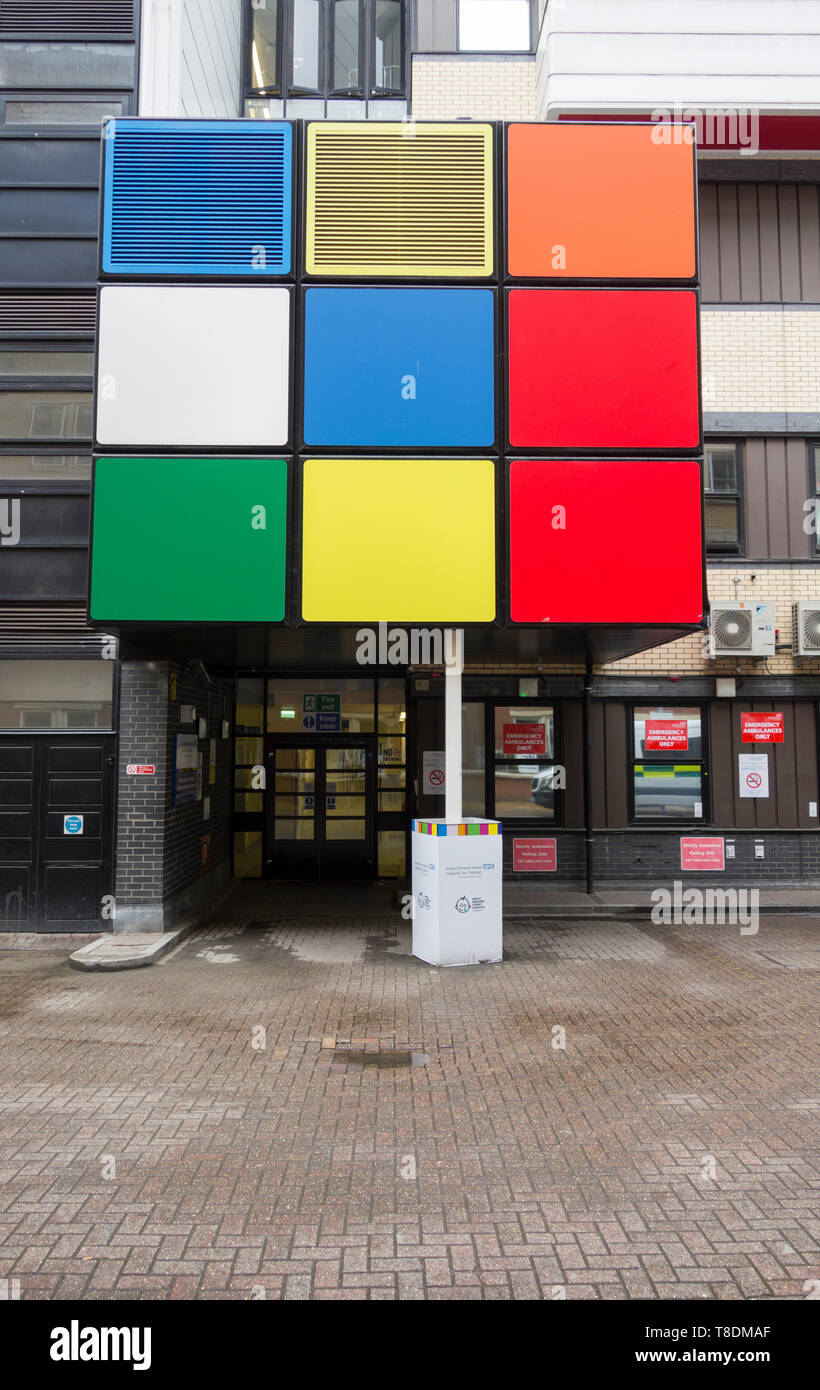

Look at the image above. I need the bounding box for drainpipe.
[583,653,594,895]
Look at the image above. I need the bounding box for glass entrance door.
[265,742,375,879]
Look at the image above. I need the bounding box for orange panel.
[507,123,697,280]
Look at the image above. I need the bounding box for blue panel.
[303,288,495,447]
[102,119,292,276]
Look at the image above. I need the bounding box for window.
[292,0,321,89]
[632,706,706,822]
[245,0,406,105]
[333,0,360,90]
[3,98,126,124]
[377,676,406,874]
[810,443,820,556]
[458,0,531,53]
[0,452,90,481]
[0,350,93,376]
[0,346,93,457]
[0,660,113,731]
[493,705,557,819]
[266,677,374,732]
[232,674,407,878]
[373,0,401,92]
[454,702,562,821]
[462,702,485,817]
[704,442,742,554]
[250,0,279,92]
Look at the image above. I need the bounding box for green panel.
[90,457,288,621]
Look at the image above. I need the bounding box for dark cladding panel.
[603,702,628,829]
[414,0,457,51]
[708,701,735,826]
[699,182,820,302]
[741,437,811,561]
[562,698,584,831]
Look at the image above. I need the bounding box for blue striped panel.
[102,119,292,276]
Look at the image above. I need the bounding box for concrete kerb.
[68,920,194,972]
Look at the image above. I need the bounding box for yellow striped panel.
[301,458,496,622]
[306,122,494,278]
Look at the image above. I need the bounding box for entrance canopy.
[114,620,700,672]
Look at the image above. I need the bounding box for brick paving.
[0,909,817,1300]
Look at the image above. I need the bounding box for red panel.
[559,113,820,153]
[509,459,704,624]
[508,289,700,450]
[513,839,557,871]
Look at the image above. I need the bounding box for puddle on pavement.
[331,1050,429,1070]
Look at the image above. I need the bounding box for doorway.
[265,740,376,879]
[0,735,115,931]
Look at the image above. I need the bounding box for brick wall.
[502,829,820,887]
[701,308,820,413]
[411,57,537,120]
[114,659,233,929]
[609,566,820,678]
[591,830,820,887]
[115,662,169,910]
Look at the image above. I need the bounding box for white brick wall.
[701,309,820,413]
[608,566,820,677]
[411,58,537,120]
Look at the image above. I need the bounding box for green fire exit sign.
[90,457,288,622]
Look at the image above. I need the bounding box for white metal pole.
[444,628,463,822]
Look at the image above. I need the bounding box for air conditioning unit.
[792,601,820,656]
[709,601,775,657]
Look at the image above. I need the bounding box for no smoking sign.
[423,751,446,795]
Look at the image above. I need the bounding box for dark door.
[0,736,115,932]
[265,741,376,880]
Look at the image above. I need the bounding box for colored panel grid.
[90,457,288,622]
[305,122,494,278]
[96,285,290,449]
[102,119,292,276]
[413,821,500,836]
[303,288,495,447]
[301,458,496,622]
[508,458,704,624]
[507,123,696,280]
[508,289,700,451]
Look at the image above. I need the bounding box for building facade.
[2,0,820,933]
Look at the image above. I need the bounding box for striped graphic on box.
[412,821,500,837]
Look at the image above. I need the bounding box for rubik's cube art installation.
[90,118,704,629]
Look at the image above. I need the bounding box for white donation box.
[411,819,502,966]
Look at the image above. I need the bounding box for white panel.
[180,0,241,119]
[546,0,820,37]
[141,0,241,117]
[542,73,820,110]
[97,286,290,448]
[539,0,820,116]
[547,32,820,77]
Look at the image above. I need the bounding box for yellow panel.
[302,458,496,622]
[306,122,494,278]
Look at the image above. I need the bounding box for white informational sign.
[422,750,446,795]
[412,820,502,966]
[63,814,84,836]
[739,752,769,798]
